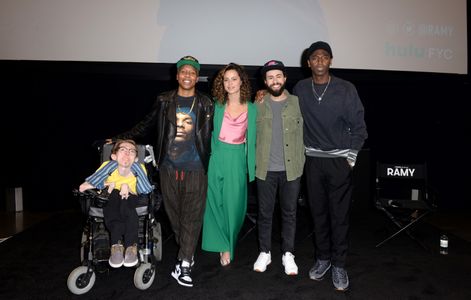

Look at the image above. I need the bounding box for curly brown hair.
[211,63,252,105]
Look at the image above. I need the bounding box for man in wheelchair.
[79,139,153,268]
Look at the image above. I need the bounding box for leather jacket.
[114,89,214,172]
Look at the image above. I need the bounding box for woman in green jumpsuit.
[202,63,256,265]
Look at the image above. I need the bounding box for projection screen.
[0,0,467,74]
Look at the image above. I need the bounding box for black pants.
[256,171,301,253]
[103,189,139,247]
[305,156,353,268]
[160,168,207,262]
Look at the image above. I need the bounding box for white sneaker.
[282,252,298,275]
[253,252,271,272]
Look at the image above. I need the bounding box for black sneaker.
[171,261,193,287]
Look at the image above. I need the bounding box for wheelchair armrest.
[73,189,110,213]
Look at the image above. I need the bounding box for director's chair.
[375,162,437,250]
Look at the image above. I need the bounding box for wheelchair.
[67,144,163,295]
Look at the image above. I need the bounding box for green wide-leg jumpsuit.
[202,102,256,260]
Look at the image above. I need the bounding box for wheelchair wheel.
[134,263,155,290]
[67,266,96,295]
[152,222,162,261]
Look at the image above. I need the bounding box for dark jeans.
[305,156,353,268]
[256,171,301,253]
[103,189,139,247]
[160,168,207,262]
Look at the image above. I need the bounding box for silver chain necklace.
[311,76,331,102]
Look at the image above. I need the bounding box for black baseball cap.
[261,60,286,76]
[306,41,333,58]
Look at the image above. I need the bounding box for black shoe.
[171,261,193,287]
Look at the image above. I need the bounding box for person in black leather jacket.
[111,56,214,288]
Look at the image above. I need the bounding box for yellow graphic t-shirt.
[97,161,147,195]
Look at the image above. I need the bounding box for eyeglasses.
[117,147,137,155]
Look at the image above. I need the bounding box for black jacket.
[115,90,214,172]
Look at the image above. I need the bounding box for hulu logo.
[385,42,453,60]
[385,42,425,58]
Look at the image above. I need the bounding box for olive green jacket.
[255,91,305,181]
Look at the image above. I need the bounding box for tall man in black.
[293,41,368,291]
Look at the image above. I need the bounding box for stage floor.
[0,205,470,299]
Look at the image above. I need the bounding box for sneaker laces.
[284,252,295,259]
[180,265,192,279]
[111,244,124,254]
[333,267,347,281]
[257,252,270,261]
[126,245,137,256]
[317,260,329,269]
